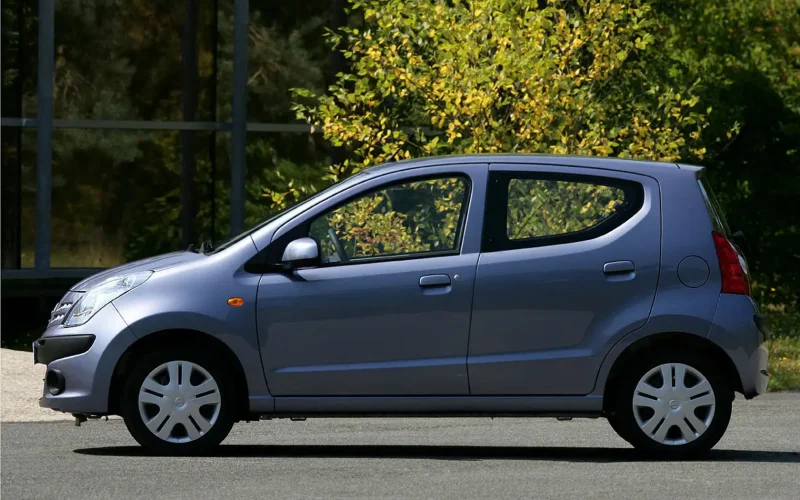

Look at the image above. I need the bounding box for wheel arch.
[601,332,743,414]
[108,329,251,420]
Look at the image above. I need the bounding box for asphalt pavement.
[2,393,799,500]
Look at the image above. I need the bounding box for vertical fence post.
[209,0,219,243]
[230,0,248,236]
[35,0,54,270]
[180,0,199,248]
[0,0,25,269]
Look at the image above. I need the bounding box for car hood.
[70,251,204,291]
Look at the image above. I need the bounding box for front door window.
[309,177,468,263]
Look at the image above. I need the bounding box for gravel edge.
[1,348,72,422]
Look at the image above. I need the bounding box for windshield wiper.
[186,241,214,254]
[199,240,214,255]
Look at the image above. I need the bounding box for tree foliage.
[293,0,712,183]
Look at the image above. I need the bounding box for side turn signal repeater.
[227,297,244,307]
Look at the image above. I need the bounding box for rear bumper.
[707,294,769,398]
[753,314,771,340]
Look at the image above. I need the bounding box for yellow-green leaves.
[288,0,712,205]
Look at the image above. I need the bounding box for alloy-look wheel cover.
[137,360,222,443]
[632,363,716,446]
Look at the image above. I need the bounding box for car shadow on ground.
[73,445,800,463]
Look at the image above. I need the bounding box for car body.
[34,154,769,455]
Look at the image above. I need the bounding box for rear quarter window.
[697,178,731,235]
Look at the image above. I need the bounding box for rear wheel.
[120,348,235,455]
[607,351,733,457]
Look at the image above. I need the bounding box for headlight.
[64,272,152,327]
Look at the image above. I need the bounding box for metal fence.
[1,0,320,279]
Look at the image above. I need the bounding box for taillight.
[712,231,750,295]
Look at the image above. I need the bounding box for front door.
[468,164,661,395]
[257,169,485,396]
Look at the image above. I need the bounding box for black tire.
[120,347,235,455]
[607,410,626,438]
[607,350,733,457]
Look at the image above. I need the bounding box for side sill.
[263,395,603,417]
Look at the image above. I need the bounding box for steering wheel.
[327,228,350,263]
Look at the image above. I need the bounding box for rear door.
[467,163,661,395]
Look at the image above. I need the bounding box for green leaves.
[291,0,712,175]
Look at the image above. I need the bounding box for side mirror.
[281,237,321,271]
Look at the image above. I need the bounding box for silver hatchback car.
[35,155,769,456]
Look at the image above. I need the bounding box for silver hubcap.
[632,363,716,445]
[138,360,221,443]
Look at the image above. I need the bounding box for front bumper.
[708,294,769,398]
[37,304,136,414]
[33,334,95,365]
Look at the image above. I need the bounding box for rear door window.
[506,178,626,240]
[483,171,644,252]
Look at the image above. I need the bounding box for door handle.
[603,260,635,274]
[419,274,451,287]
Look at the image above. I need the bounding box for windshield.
[210,189,330,254]
[209,172,368,254]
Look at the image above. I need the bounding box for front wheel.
[607,352,733,457]
[120,348,235,455]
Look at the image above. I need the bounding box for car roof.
[362,154,695,177]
